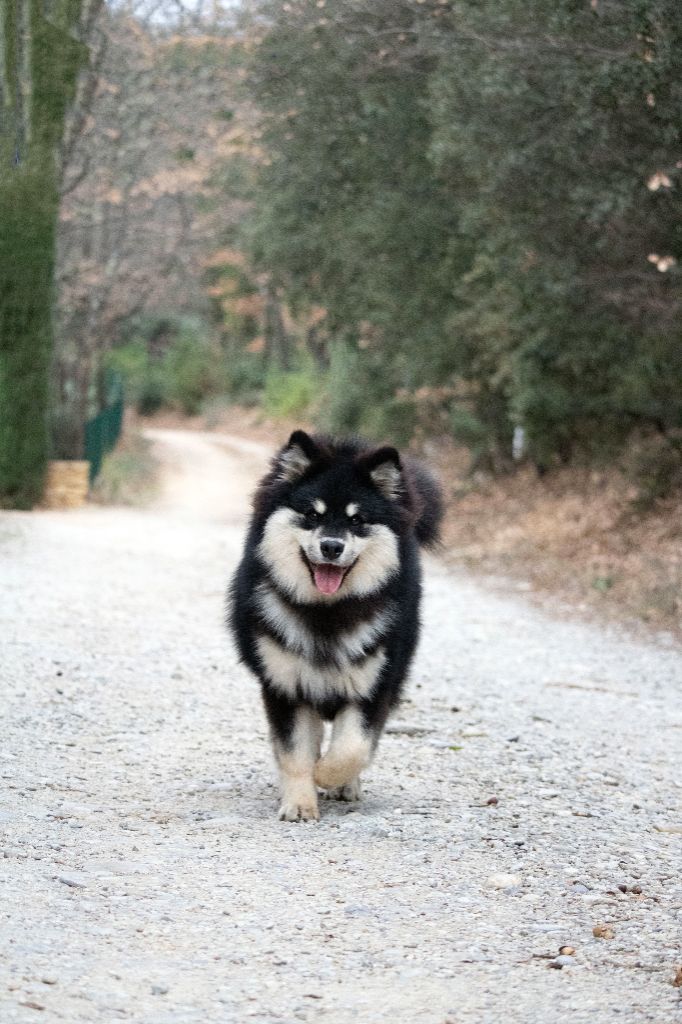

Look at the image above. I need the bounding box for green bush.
[316,343,365,436]
[450,406,490,462]
[263,361,317,419]
[108,323,230,417]
[90,431,159,507]
[628,435,682,510]
[225,353,267,404]
[312,342,422,444]
[361,396,418,448]
[164,332,227,415]
[136,370,166,416]
[107,341,162,414]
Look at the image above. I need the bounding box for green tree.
[430,0,682,462]
[0,0,100,507]
[246,0,464,433]
[242,0,682,469]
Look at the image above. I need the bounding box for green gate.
[84,372,124,484]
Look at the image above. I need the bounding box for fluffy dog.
[228,430,442,820]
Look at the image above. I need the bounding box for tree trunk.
[263,282,292,372]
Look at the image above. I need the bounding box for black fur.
[227,430,443,813]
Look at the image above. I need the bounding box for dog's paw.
[278,799,320,822]
[314,753,366,790]
[322,779,363,802]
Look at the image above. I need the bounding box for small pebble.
[55,874,86,889]
[485,873,521,890]
[593,924,615,939]
[551,955,575,969]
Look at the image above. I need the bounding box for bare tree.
[53,3,250,452]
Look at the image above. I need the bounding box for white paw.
[322,779,363,802]
[278,799,320,822]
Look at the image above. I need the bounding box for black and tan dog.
[228,430,442,821]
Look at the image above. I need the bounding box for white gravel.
[1,429,681,1023]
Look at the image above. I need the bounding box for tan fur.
[314,706,372,790]
[275,707,323,821]
[322,779,363,802]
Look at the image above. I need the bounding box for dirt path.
[143,427,271,524]
[1,429,681,1024]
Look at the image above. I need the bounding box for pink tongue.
[313,564,346,595]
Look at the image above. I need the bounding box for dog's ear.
[358,446,403,500]
[275,430,321,482]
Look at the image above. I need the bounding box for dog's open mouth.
[303,554,354,595]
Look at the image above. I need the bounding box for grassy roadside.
[90,427,160,508]
[428,441,682,640]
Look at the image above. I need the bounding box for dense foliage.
[242,0,682,470]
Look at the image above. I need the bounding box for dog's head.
[256,430,408,603]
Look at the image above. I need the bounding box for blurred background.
[0,0,680,628]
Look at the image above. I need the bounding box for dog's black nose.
[320,538,344,561]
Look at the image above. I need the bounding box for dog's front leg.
[263,689,323,821]
[314,705,373,793]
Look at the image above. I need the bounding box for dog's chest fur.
[253,581,395,702]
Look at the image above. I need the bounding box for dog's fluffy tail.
[405,458,444,549]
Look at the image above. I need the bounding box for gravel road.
[1,428,681,1024]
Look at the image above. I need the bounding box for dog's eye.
[304,508,321,526]
[349,514,364,529]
